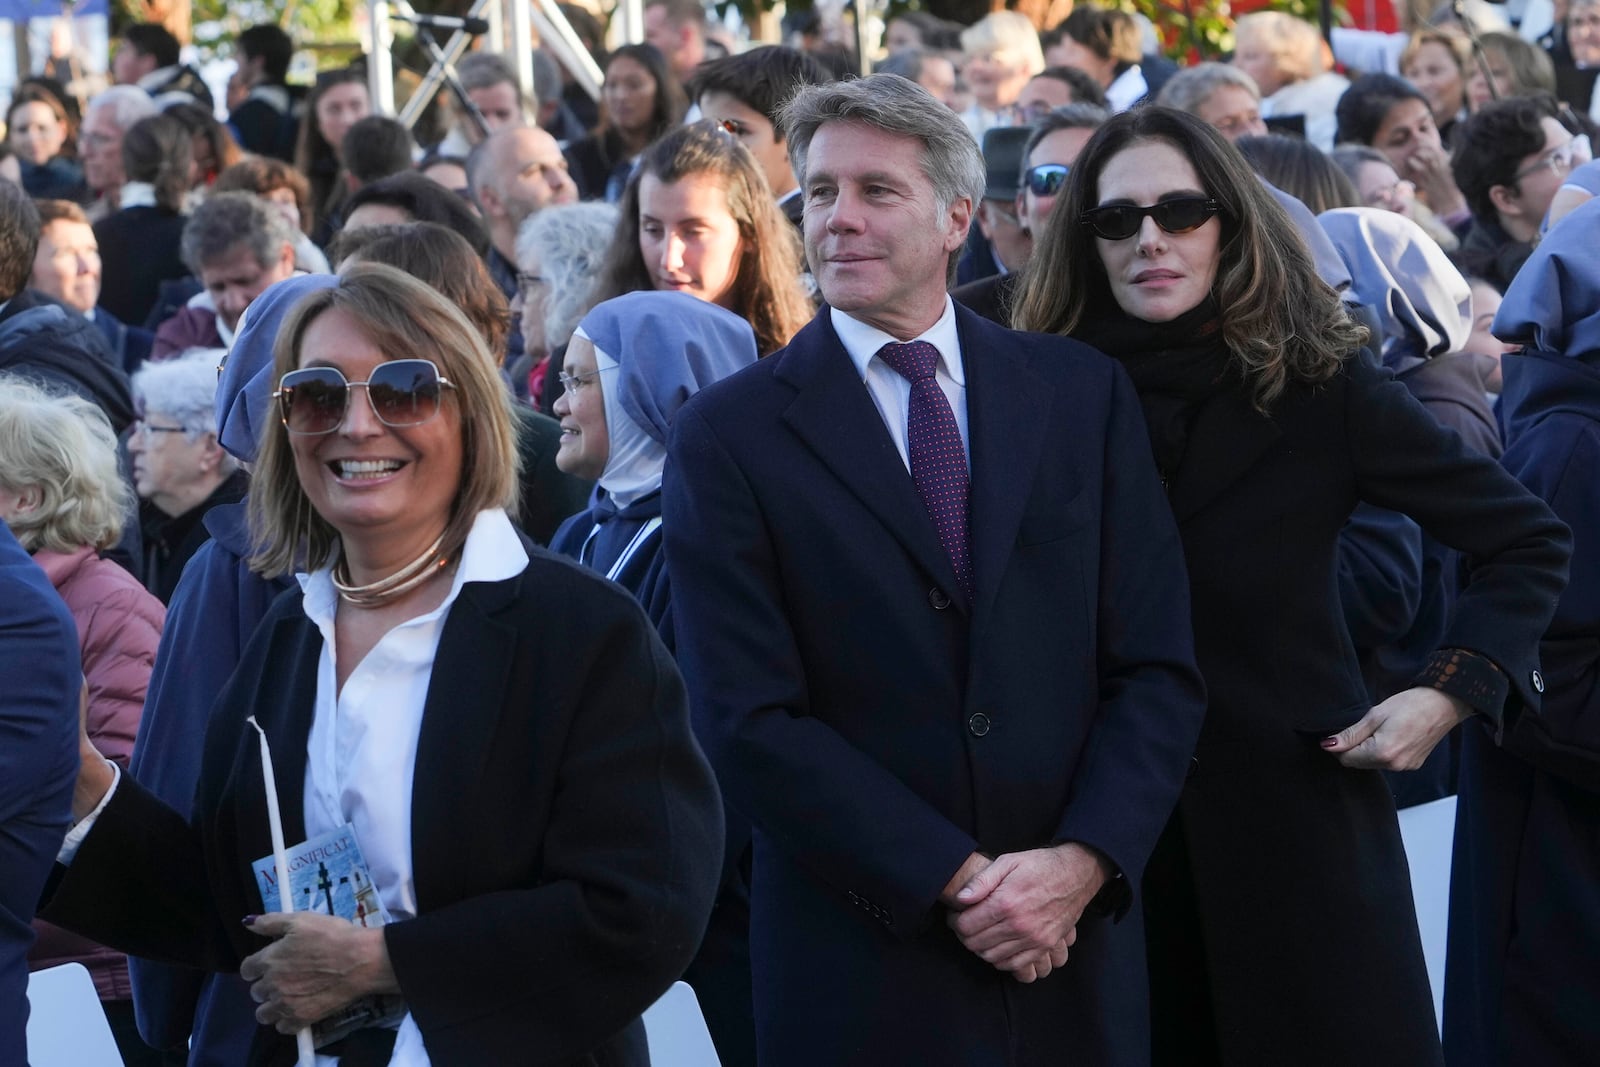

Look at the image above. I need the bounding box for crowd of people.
[0,3,1597,1065]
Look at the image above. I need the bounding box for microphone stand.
[393,14,491,140]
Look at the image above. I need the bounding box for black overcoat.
[664,304,1209,1066]
[1139,350,1569,1065]
[44,542,724,1066]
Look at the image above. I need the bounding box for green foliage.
[184,0,365,67]
[1125,0,1343,63]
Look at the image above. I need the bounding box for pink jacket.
[28,546,164,1000]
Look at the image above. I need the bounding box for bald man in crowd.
[468,126,579,390]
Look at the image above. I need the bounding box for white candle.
[247,716,316,1067]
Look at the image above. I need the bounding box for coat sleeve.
[127,540,268,1055]
[1344,351,1571,727]
[0,549,80,1067]
[1049,358,1207,907]
[383,589,724,1063]
[663,402,981,940]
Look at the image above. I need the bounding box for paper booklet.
[252,825,407,1048]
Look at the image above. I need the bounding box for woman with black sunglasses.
[41,263,723,1065]
[1014,107,1571,1066]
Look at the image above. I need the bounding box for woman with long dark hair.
[1014,106,1569,1066]
[565,44,684,202]
[588,120,811,359]
[293,67,370,240]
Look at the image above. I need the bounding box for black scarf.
[1072,297,1233,479]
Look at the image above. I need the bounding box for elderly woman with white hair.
[513,200,620,412]
[1231,10,1350,150]
[0,375,165,1063]
[129,349,248,603]
[958,10,1046,138]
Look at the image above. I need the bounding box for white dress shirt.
[831,297,969,469]
[297,508,528,1067]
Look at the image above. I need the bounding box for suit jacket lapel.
[963,307,1052,623]
[776,312,966,604]
[1167,386,1282,522]
[409,573,519,910]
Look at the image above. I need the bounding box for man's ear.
[477,181,503,221]
[200,434,226,474]
[964,197,988,243]
[1487,182,1521,220]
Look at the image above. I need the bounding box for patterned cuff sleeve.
[1411,648,1509,719]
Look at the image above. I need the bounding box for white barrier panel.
[1397,794,1457,1033]
[642,980,722,1066]
[25,962,122,1066]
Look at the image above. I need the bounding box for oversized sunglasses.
[274,359,456,436]
[1024,163,1070,197]
[1079,197,1221,241]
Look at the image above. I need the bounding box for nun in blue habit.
[549,290,759,654]
[548,290,759,1066]
[1443,198,1600,1067]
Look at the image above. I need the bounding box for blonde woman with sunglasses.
[1015,106,1570,1067]
[40,263,723,1066]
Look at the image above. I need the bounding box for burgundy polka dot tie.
[876,340,973,603]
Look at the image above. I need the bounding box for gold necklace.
[331,533,451,608]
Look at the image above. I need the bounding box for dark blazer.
[46,540,724,1066]
[0,523,79,1067]
[1136,350,1569,1066]
[664,304,1207,1066]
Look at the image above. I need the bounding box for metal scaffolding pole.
[508,0,535,102]
[530,0,603,100]
[368,0,397,116]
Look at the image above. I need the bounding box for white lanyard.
[580,516,663,582]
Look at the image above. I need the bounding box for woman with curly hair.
[1014,105,1569,1066]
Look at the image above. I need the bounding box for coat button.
[1187,756,1199,779]
[928,587,951,610]
[1531,669,1545,694]
[968,712,991,737]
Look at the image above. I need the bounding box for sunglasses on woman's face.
[274,359,456,436]
[1024,163,1070,197]
[1079,197,1221,241]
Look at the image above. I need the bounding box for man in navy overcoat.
[0,521,80,1065]
[663,74,1208,1066]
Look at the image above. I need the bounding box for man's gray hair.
[180,191,297,276]
[87,85,158,133]
[1021,103,1110,167]
[781,74,986,215]
[515,202,619,350]
[133,350,236,472]
[1155,62,1262,116]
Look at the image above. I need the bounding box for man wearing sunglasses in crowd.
[953,104,1108,327]
[1452,93,1593,292]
